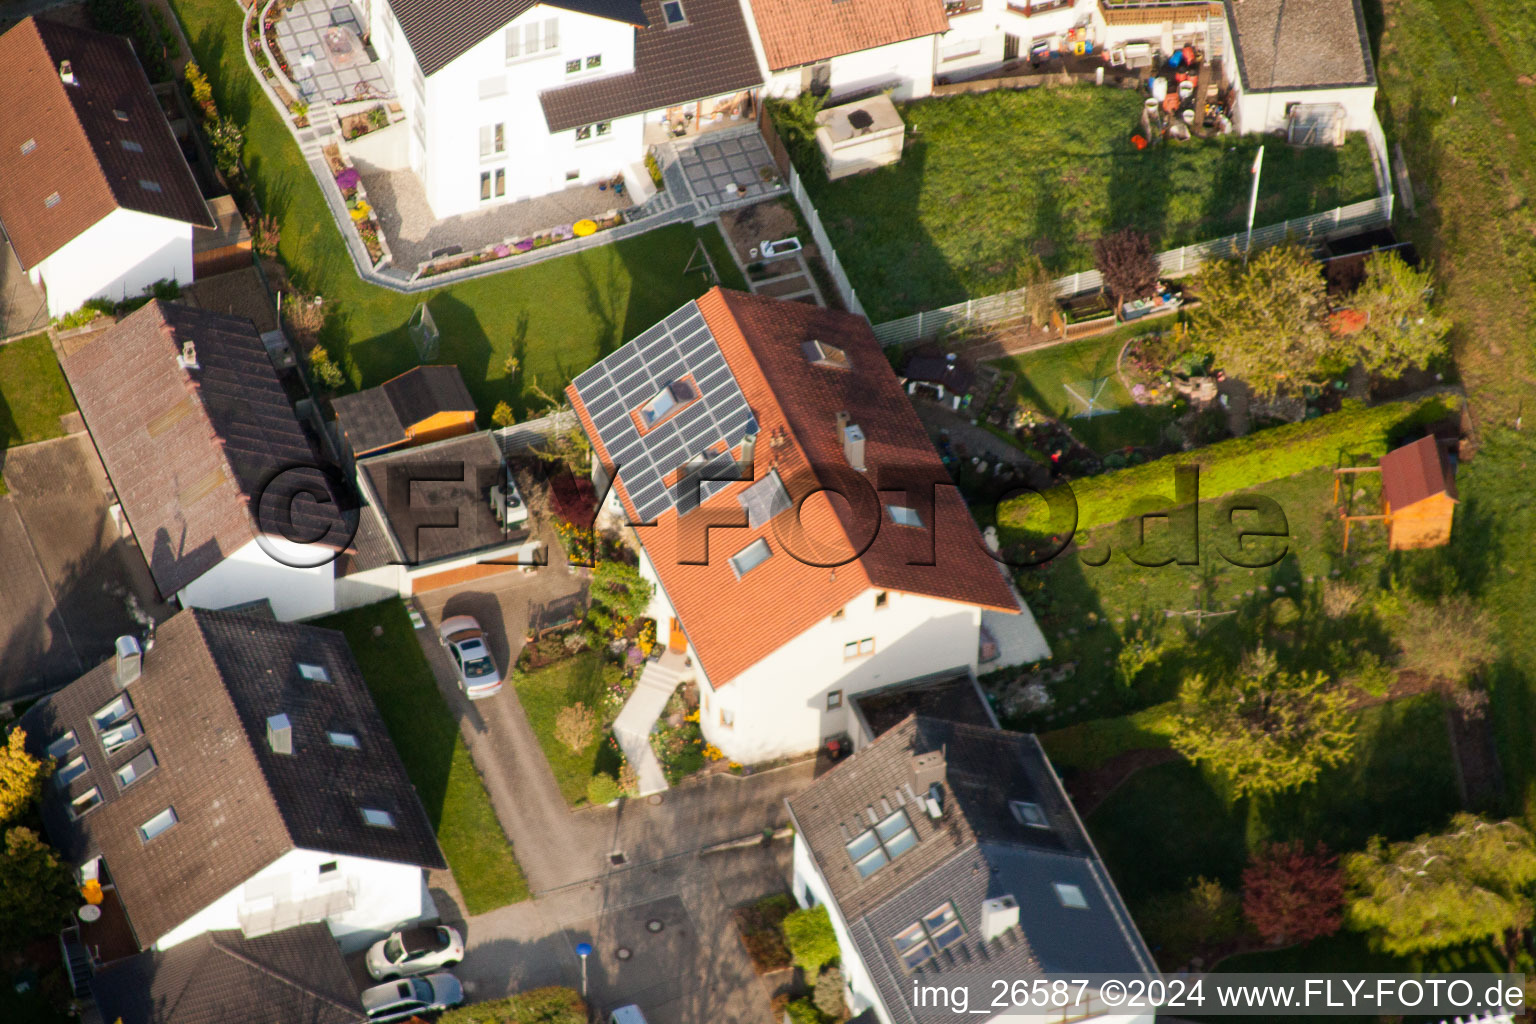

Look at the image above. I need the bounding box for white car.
[438,616,503,699]
[364,924,464,980]
[360,972,463,1021]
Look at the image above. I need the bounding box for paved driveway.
[0,435,171,702]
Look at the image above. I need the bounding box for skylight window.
[662,0,687,25]
[139,807,178,842]
[1055,883,1089,909]
[328,731,361,749]
[737,470,791,528]
[101,718,143,753]
[139,179,162,192]
[115,748,157,789]
[70,788,103,819]
[846,809,917,878]
[1010,800,1050,828]
[20,138,37,155]
[888,505,924,528]
[44,192,61,208]
[892,902,965,969]
[361,807,396,828]
[113,108,129,121]
[298,663,330,682]
[122,139,143,152]
[729,538,773,579]
[92,694,133,731]
[47,731,79,759]
[639,380,696,427]
[56,755,89,787]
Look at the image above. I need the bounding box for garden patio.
[778,87,1380,321]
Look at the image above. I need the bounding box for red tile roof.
[1380,434,1455,511]
[568,289,1018,687]
[747,0,949,72]
[0,18,212,270]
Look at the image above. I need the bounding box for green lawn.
[165,0,742,418]
[789,88,1379,321]
[513,653,626,806]
[316,600,530,912]
[0,333,75,447]
[988,325,1177,454]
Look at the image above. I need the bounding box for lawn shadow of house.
[349,291,497,412]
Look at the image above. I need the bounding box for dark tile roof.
[60,301,344,597]
[390,0,648,78]
[1224,0,1374,91]
[539,0,762,132]
[92,923,363,1024]
[0,17,212,271]
[357,430,526,566]
[852,673,996,740]
[332,365,477,457]
[747,0,948,72]
[787,717,1154,1024]
[20,609,442,950]
[1380,434,1455,510]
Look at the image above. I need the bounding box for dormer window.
[639,380,696,427]
[1010,800,1050,828]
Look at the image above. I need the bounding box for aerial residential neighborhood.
[0,0,1531,1022]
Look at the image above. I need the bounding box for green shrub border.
[1000,395,1460,537]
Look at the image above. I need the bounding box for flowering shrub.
[635,619,658,658]
[552,517,598,564]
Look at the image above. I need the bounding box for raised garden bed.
[416,212,627,279]
[341,105,390,140]
[322,144,390,268]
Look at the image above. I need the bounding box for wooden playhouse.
[1335,435,1458,551]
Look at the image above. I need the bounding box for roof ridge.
[699,288,877,592]
[208,931,360,1014]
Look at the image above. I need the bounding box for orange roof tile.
[747,0,949,72]
[568,289,1018,688]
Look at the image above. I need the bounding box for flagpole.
[1245,144,1265,264]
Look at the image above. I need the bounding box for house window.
[362,807,396,828]
[319,860,339,874]
[298,662,330,682]
[480,170,508,202]
[495,168,506,196]
[719,707,735,728]
[508,17,559,60]
[115,748,158,789]
[597,120,611,136]
[101,719,143,753]
[830,608,845,621]
[92,694,133,731]
[543,17,559,50]
[1055,882,1089,909]
[585,54,601,69]
[640,380,696,426]
[56,755,89,787]
[875,591,889,609]
[1009,800,1050,827]
[566,169,580,181]
[480,122,506,159]
[729,538,773,579]
[940,37,984,62]
[576,124,591,141]
[846,809,917,878]
[566,59,581,74]
[329,731,361,749]
[892,902,965,969]
[70,788,103,820]
[888,505,924,528]
[46,731,79,759]
[139,807,179,842]
[505,25,520,60]
[826,690,843,711]
[892,922,932,969]
[843,637,874,659]
[662,0,686,25]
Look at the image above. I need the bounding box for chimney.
[836,412,866,471]
[911,748,946,792]
[114,636,142,688]
[266,713,293,755]
[177,340,198,370]
[980,895,1020,942]
[740,418,758,470]
[59,60,75,85]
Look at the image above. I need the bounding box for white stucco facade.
[762,35,939,103]
[937,0,1095,81]
[154,846,433,954]
[1227,78,1378,135]
[177,538,337,622]
[31,207,193,318]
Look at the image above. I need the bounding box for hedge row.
[1000,394,1460,537]
[437,988,586,1024]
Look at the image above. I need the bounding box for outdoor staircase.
[611,652,693,797]
[59,928,92,998]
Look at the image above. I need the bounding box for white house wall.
[697,588,983,763]
[334,563,410,610]
[1233,83,1377,135]
[32,208,193,318]
[154,847,433,953]
[791,835,884,1020]
[824,36,938,101]
[178,538,337,622]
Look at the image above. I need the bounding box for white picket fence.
[786,164,866,319]
[866,194,1394,346]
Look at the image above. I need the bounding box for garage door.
[410,562,522,594]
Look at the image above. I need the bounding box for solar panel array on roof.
[571,301,755,522]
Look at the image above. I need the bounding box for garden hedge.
[782,905,840,976]
[1000,394,1460,537]
[437,988,586,1024]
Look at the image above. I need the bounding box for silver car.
[438,616,503,699]
[361,972,463,1021]
[365,924,465,980]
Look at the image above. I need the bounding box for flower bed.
[416,211,628,279]
[341,104,390,140]
[322,144,390,268]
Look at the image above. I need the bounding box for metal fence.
[868,194,1393,346]
[786,164,867,319]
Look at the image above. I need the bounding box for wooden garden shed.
[1335,435,1457,551]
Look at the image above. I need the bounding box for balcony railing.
[945,0,983,15]
[1007,0,1075,15]
[1099,0,1223,25]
